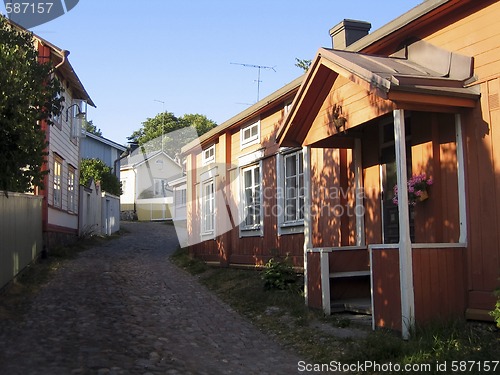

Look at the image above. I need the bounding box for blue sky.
[2,0,423,145]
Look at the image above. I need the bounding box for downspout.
[54,49,69,71]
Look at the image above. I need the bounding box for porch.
[277,41,479,338]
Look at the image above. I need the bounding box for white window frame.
[239,162,263,237]
[277,148,305,235]
[174,185,187,208]
[154,178,168,197]
[202,144,216,165]
[240,120,260,149]
[201,179,215,235]
[53,155,62,208]
[67,165,76,213]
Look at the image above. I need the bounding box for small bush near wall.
[491,288,500,328]
[262,255,298,291]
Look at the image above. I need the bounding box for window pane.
[242,165,260,228]
[285,154,296,177]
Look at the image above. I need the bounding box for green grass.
[171,248,500,374]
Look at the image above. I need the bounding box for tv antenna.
[231,62,276,102]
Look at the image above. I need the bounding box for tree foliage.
[80,158,122,196]
[295,58,312,72]
[0,17,63,193]
[127,112,217,158]
[84,120,102,137]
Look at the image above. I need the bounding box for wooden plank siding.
[304,76,394,147]
[406,1,500,312]
[307,252,323,310]
[371,248,402,330]
[413,247,467,324]
[187,96,305,269]
[372,246,467,330]
[186,0,500,323]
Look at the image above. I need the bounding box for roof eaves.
[30,30,95,107]
[84,131,127,151]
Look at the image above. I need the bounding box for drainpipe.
[54,49,69,71]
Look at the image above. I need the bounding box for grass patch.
[170,246,208,275]
[171,249,500,373]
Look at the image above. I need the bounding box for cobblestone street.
[0,222,305,374]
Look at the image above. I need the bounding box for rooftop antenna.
[230,62,276,102]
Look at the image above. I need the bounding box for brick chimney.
[329,19,371,50]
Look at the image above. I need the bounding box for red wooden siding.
[372,246,467,331]
[371,249,402,330]
[307,252,323,310]
[411,112,460,244]
[329,249,371,302]
[328,249,369,273]
[413,247,467,324]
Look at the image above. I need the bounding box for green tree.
[127,112,217,158]
[295,58,312,72]
[80,158,122,196]
[0,17,63,193]
[84,120,102,137]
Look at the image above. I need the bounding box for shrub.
[262,256,297,290]
[490,288,500,328]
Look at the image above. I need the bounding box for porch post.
[393,109,415,339]
[320,250,331,315]
[455,114,468,244]
[303,145,312,305]
[354,138,365,246]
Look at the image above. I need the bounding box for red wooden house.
[184,0,500,337]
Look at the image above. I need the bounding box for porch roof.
[276,40,480,147]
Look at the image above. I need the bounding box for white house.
[31,27,95,248]
[120,149,183,221]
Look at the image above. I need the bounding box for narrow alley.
[0,222,304,375]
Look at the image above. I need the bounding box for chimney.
[329,19,371,50]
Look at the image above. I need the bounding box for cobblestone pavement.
[0,222,308,375]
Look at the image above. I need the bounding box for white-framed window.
[202,144,215,165]
[201,179,215,234]
[240,121,260,149]
[67,165,76,213]
[53,155,62,208]
[277,149,305,235]
[240,163,261,231]
[175,186,187,208]
[284,151,304,223]
[154,178,168,197]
